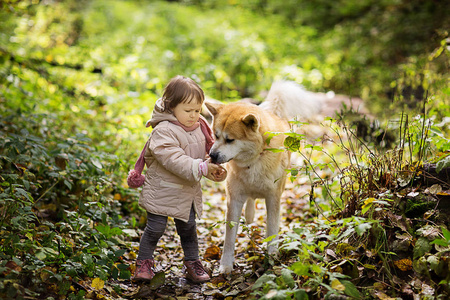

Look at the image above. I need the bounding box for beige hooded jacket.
[139,99,206,222]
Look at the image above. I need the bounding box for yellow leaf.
[130,264,136,273]
[91,277,104,290]
[331,279,346,291]
[363,264,377,270]
[374,291,397,300]
[40,270,50,282]
[125,251,137,260]
[206,282,216,289]
[362,197,375,208]
[247,255,263,262]
[394,258,412,271]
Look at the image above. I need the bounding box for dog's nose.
[209,152,219,163]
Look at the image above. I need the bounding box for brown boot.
[184,260,210,283]
[133,259,155,282]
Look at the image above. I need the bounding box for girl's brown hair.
[162,75,205,113]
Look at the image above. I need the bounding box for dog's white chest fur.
[228,151,289,198]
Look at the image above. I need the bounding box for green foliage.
[253,217,369,298]
[273,72,448,298]
[2,0,447,113]
[0,108,135,298]
[431,227,450,248]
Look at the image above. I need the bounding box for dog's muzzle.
[209,151,230,164]
[209,151,220,164]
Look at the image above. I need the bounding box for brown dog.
[205,80,321,273]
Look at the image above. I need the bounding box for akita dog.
[205,80,322,274]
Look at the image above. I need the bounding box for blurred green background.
[2,0,448,123]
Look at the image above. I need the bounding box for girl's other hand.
[206,163,227,182]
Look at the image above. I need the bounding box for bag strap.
[133,139,149,174]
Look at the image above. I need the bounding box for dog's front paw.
[267,244,279,256]
[218,264,233,274]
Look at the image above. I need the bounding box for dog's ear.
[204,101,223,117]
[242,113,260,132]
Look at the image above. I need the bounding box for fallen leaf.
[125,251,137,260]
[407,191,419,197]
[130,285,155,298]
[55,154,68,170]
[427,184,442,195]
[421,282,435,296]
[4,261,22,276]
[204,245,221,260]
[374,291,397,300]
[148,272,165,290]
[122,229,139,238]
[91,278,104,290]
[394,258,413,271]
[211,274,227,285]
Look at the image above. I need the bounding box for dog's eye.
[215,134,219,139]
[225,138,234,143]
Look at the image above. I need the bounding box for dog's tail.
[259,80,323,120]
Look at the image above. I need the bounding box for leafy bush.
[0,108,136,298]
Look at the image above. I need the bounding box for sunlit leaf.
[355,222,372,236]
[91,277,105,290]
[331,279,346,291]
[284,136,300,151]
[90,158,103,169]
[442,227,450,242]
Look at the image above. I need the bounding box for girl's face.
[173,100,202,127]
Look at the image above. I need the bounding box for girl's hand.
[206,163,227,182]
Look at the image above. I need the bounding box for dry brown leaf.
[394,258,413,272]
[204,244,221,260]
[3,261,22,276]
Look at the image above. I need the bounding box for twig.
[33,179,59,206]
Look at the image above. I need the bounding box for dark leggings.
[137,206,199,261]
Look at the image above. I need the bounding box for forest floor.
[120,176,313,300]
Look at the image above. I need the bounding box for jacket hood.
[145,98,178,128]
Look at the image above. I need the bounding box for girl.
[130,75,226,283]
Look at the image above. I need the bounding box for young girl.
[130,75,226,283]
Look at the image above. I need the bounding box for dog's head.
[205,101,265,165]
